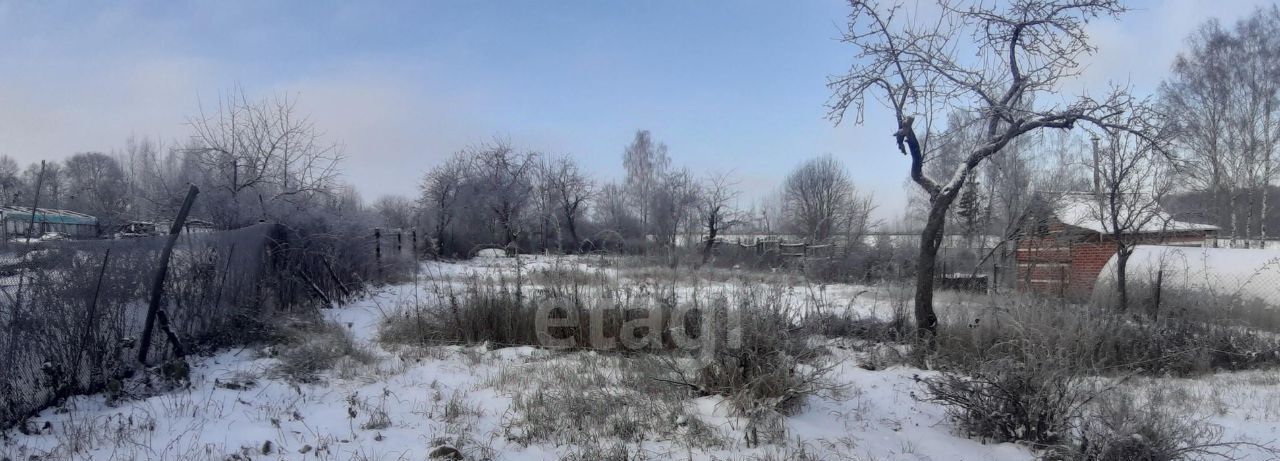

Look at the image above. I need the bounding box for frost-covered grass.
[4,255,1280,460]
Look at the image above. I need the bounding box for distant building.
[157,219,218,234]
[0,206,98,240]
[117,219,220,238]
[1016,193,1218,298]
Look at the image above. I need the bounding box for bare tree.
[1161,6,1280,243]
[420,153,468,256]
[468,140,538,248]
[696,171,741,265]
[841,189,878,248]
[186,87,343,226]
[0,156,20,206]
[593,182,638,241]
[20,161,64,210]
[541,154,594,252]
[372,194,417,230]
[623,130,671,236]
[782,155,855,243]
[64,152,129,229]
[1089,117,1176,312]
[650,167,699,265]
[827,0,1140,339]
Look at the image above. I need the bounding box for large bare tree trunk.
[702,214,718,266]
[914,179,967,340]
[913,205,949,339]
[1114,241,1130,311]
[565,215,580,252]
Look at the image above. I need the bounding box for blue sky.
[0,0,1272,221]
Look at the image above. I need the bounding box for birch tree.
[623,130,671,237]
[1161,6,1280,242]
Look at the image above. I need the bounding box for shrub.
[1063,391,1225,461]
[919,358,1094,448]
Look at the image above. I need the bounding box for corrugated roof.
[0,206,98,226]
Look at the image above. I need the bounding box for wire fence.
[0,222,386,428]
[1090,245,1280,330]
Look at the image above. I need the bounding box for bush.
[1063,391,1225,461]
[681,287,833,417]
[920,358,1093,448]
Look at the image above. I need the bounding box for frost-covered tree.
[828,0,1147,339]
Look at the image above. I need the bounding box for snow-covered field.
[3,256,1279,460]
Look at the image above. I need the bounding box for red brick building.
[1016,193,1217,298]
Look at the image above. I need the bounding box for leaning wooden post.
[137,185,199,366]
[25,160,46,243]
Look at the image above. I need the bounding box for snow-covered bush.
[1066,391,1224,461]
[919,357,1091,448]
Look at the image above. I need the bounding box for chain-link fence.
[0,222,382,428]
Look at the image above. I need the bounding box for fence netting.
[1090,245,1280,329]
[0,223,379,428]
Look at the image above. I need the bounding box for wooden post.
[1152,268,1164,320]
[374,228,382,278]
[13,160,47,314]
[138,185,199,365]
[25,160,46,243]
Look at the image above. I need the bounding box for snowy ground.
[3,256,1279,460]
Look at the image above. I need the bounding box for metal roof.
[0,206,98,226]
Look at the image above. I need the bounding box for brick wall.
[1068,241,1113,297]
[1017,230,1211,298]
[1016,234,1076,296]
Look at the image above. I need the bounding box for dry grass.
[487,352,726,451]
[932,297,1280,377]
[269,317,378,383]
